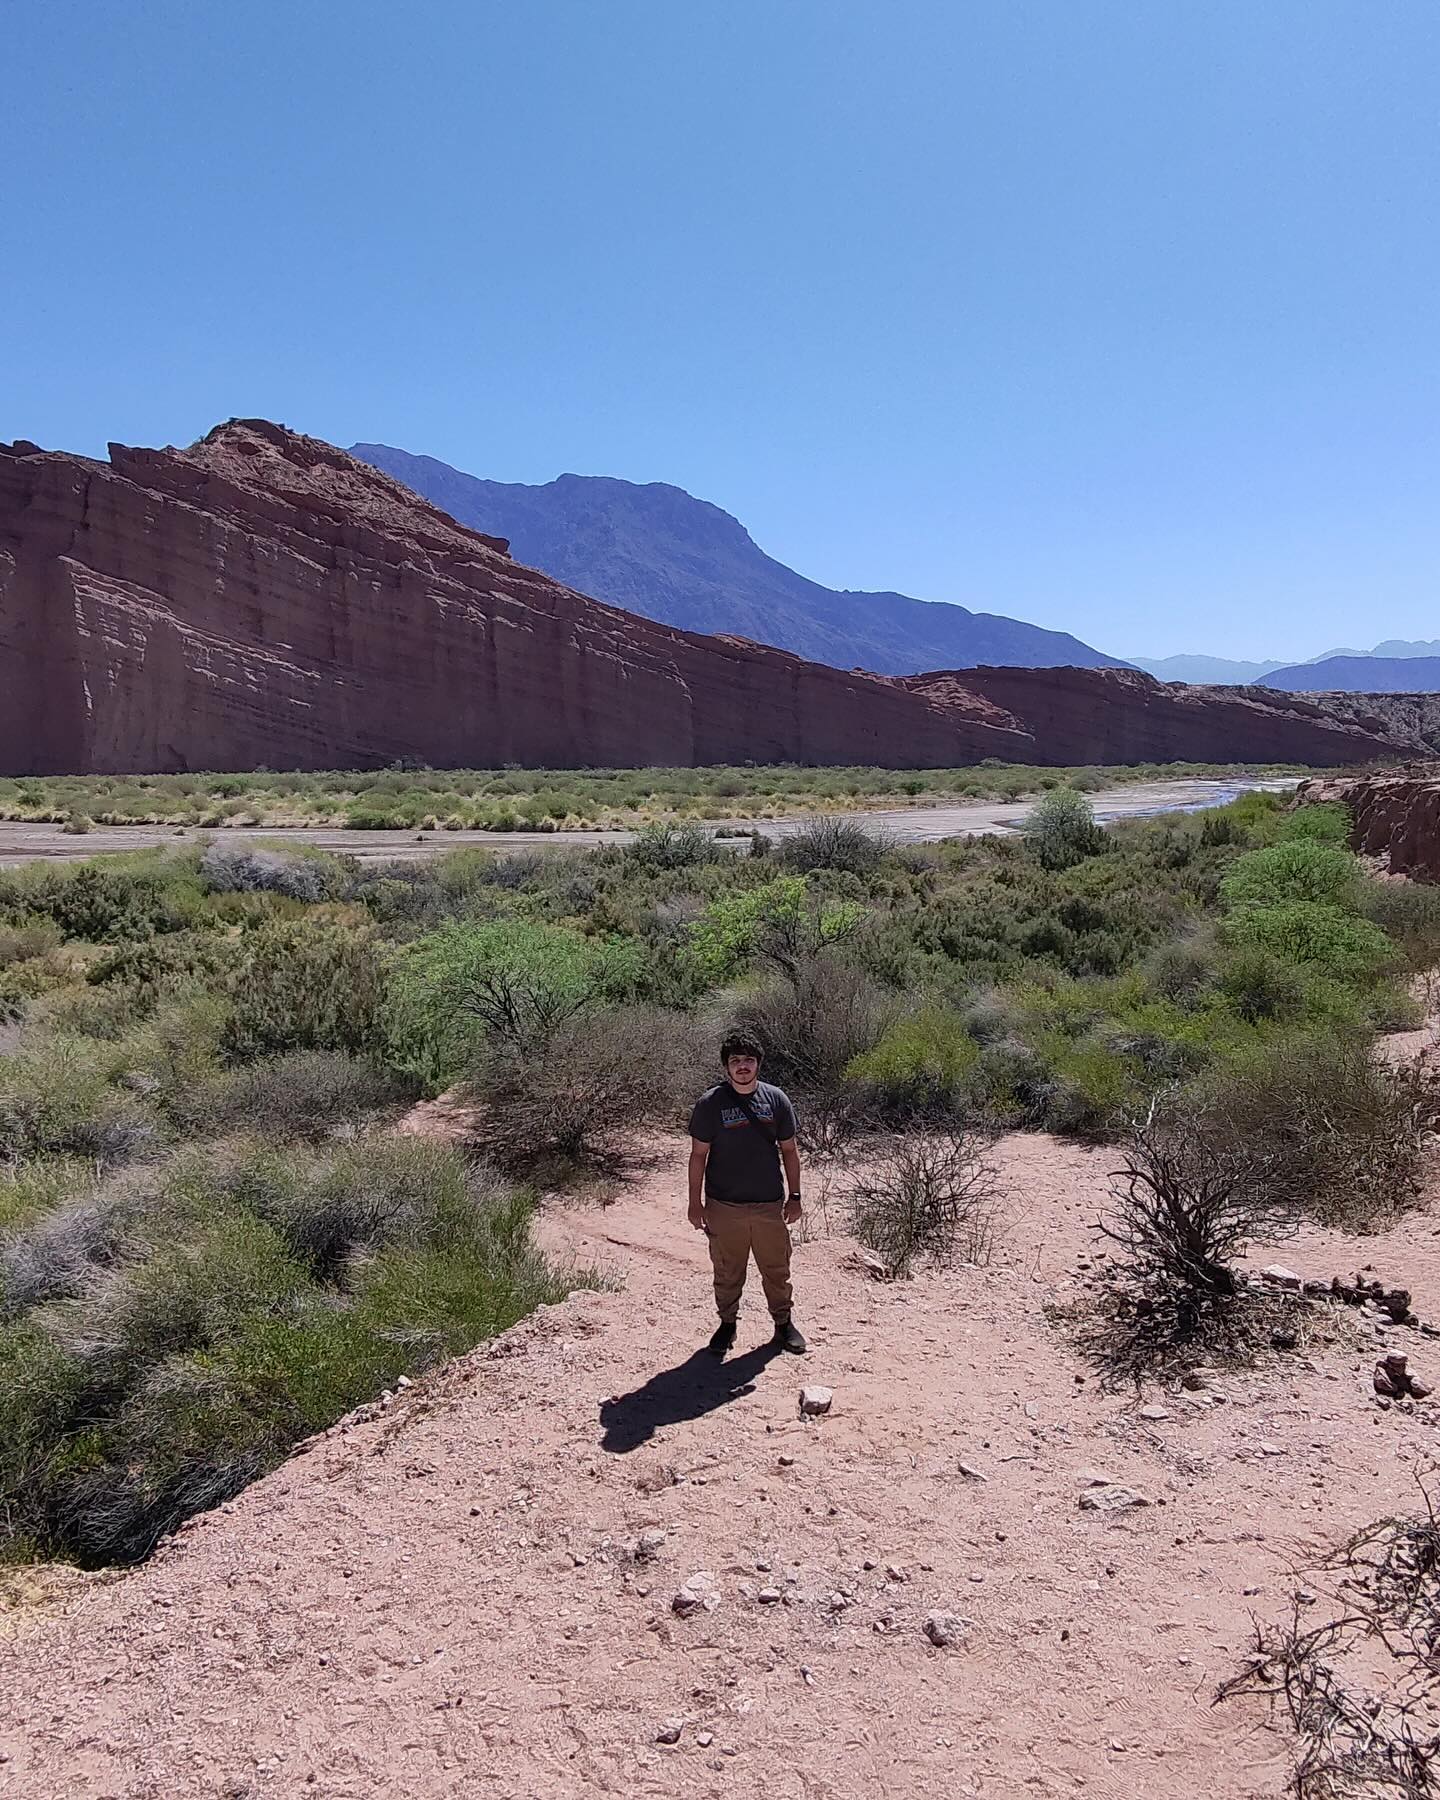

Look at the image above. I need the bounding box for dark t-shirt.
[688,1080,798,1204]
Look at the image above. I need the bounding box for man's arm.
[687,1138,710,1230]
[780,1138,802,1222]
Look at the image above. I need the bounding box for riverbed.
[0,776,1300,866]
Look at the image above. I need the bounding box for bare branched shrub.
[1073,1089,1315,1383]
[729,952,893,1094]
[779,815,891,875]
[472,1005,710,1174]
[848,1130,1001,1276]
[1218,1602,1440,1798]
[1219,1478,1440,1800]
[1200,1037,1440,1230]
[1105,1091,1300,1299]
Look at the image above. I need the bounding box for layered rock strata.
[1297,772,1440,881]
[0,421,1422,776]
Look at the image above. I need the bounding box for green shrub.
[1220,840,1362,913]
[1359,878,1440,972]
[207,1051,414,1142]
[0,918,63,969]
[622,822,721,871]
[1216,943,1308,1024]
[0,1159,95,1234]
[387,919,642,1086]
[685,878,863,987]
[221,919,388,1063]
[0,1137,577,1564]
[1197,1031,1439,1230]
[1038,1038,1139,1136]
[5,860,202,944]
[1224,902,1395,984]
[1276,802,1349,845]
[87,931,233,1014]
[0,1035,158,1166]
[846,1007,979,1112]
[1023,789,1109,871]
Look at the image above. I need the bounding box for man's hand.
[688,1198,707,1231]
[783,1194,803,1225]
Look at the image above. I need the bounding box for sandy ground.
[0,778,1298,866]
[4,1097,1439,1799]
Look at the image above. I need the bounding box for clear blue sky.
[5,1,1436,661]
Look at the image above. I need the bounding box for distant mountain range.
[1133,641,1440,687]
[350,445,1127,676]
[1261,654,1440,693]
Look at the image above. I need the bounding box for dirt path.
[0,778,1298,865]
[4,1123,1439,1798]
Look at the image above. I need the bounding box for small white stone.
[672,1572,718,1616]
[800,1386,834,1416]
[924,1610,967,1647]
[1078,1485,1150,1513]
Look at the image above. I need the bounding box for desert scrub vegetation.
[0,760,1305,831]
[0,1138,572,1565]
[0,783,1433,1562]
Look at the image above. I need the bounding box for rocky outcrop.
[0,423,1033,774]
[1296,771,1440,882]
[0,421,1423,776]
[910,665,1424,767]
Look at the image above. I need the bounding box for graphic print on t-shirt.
[688,1080,797,1205]
[721,1091,773,1130]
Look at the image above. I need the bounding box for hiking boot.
[708,1320,737,1358]
[772,1317,807,1355]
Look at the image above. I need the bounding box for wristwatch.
[787,1190,802,1202]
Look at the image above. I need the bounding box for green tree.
[387,919,641,1085]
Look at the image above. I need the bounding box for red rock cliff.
[0,421,1421,776]
[1296,772,1440,882]
[909,665,1418,767]
[0,422,1032,774]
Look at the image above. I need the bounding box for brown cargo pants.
[705,1200,793,1323]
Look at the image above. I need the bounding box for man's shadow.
[600,1342,783,1454]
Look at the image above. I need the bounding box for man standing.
[687,1033,806,1357]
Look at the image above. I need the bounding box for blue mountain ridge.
[349,444,1128,678]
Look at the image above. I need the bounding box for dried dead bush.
[728,952,893,1094]
[1218,1601,1440,1798]
[1200,1036,1440,1231]
[1077,1089,1312,1384]
[471,1005,710,1175]
[1220,1477,1440,1797]
[1106,1090,1300,1299]
[847,1129,1000,1277]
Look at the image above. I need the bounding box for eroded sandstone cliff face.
[1297,772,1440,882]
[911,665,1425,768]
[0,422,1032,774]
[0,421,1422,776]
